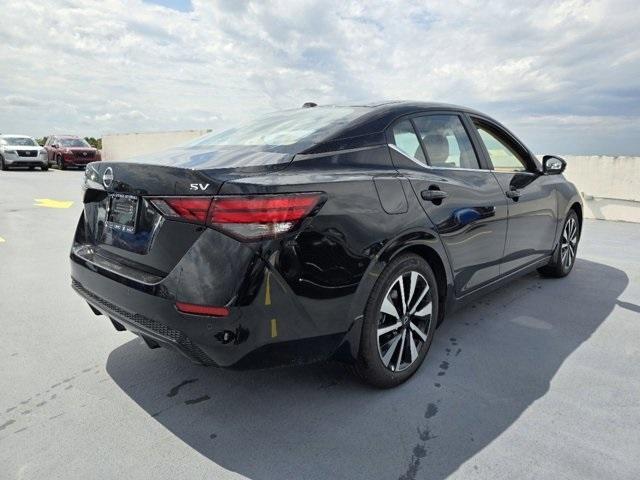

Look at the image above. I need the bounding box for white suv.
[0,134,48,171]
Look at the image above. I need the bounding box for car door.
[469,116,558,275]
[388,112,509,296]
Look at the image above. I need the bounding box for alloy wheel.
[377,271,432,372]
[560,217,578,269]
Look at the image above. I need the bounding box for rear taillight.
[150,197,211,224]
[150,193,323,241]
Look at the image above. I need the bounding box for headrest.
[423,134,449,165]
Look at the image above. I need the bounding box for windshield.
[59,138,90,148]
[3,137,38,146]
[188,107,364,149]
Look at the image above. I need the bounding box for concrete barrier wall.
[102,130,640,223]
[102,129,209,161]
[562,156,640,223]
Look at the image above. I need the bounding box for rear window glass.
[188,107,363,149]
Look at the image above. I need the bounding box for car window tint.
[476,126,527,172]
[413,115,479,169]
[390,120,426,164]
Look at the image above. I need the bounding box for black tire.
[0,155,7,171]
[57,155,66,170]
[28,166,35,170]
[41,165,49,171]
[538,210,580,278]
[354,253,439,388]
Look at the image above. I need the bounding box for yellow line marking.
[0,236,5,243]
[270,318,278,338]
[265,271,272,306]
[34,198,74,209]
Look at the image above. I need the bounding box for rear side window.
[390,120,426,164]
[413,115,479,169]
[475,125,528,172]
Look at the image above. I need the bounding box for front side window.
[390,119,426,163]
[413,115,479,169]
[475,125,528,172]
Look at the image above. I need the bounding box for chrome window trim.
[388,144,492,173]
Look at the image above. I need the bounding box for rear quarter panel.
[218,145,451,357]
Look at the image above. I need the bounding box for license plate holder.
[106,193,139,234]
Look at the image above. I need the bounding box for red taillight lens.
[175,302,229,317]
[209,193,322,240]
[150,193,323,241]
[210,194,320,223]
[150,197,212,224]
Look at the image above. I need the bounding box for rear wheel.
[0,155,6,171]
[355,254,438,388]
[538,210,580,277]
[41,165,49,171]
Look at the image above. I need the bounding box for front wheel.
[538,210,580,277]
[56,155,66,170]
[41,165,49,171]
[355,254,438,388]
[0,155,7,171]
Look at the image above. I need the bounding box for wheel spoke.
[398,276,407,314]
[409,330,418,363]
[408,272,418,309]
[381,333,402,367]
[409,283,430,314]
[378,321,402,337]
[381,296,400,319]
[414,301,432,317]
[395,330,407,371]
[410,321,427,342]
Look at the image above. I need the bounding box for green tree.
[84,137,102,149]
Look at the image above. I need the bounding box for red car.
[44,135,101,169]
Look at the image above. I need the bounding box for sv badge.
[190,183,210,191]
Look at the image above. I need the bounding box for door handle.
[421,189,448,202]
[505,189,521,199]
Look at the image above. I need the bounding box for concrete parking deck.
[1,169,639,480]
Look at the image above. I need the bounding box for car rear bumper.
[70,239,348,368]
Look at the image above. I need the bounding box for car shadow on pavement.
[106,259,628,480]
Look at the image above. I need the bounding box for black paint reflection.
[436,206,496,234]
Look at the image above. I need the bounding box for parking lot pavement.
[1,168,639,480]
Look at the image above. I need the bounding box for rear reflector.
[150,193,323,241]
[175,302,229,317]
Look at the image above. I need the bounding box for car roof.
[302,100,487,153]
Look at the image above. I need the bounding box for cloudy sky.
[1,0,639,155]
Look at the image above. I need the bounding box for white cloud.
[0,0,638,154]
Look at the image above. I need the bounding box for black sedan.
[71,101,582,388]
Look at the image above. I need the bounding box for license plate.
[106,194,139,234]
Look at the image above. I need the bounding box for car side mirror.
[542,155,566,175]
[52,144,59,149]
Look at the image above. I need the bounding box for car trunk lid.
[77,146,294,279]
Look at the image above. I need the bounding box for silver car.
[0,134,48,171]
